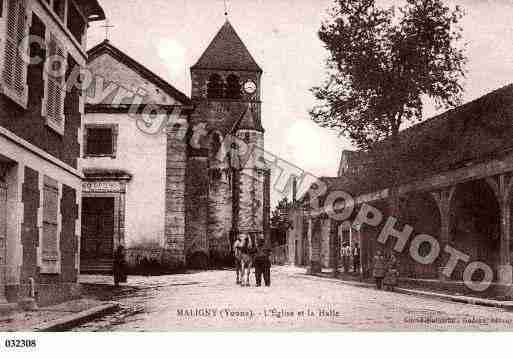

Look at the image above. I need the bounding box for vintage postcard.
[1,0,513,344]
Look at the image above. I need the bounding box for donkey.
[233,236,243,285]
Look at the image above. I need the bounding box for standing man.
[342,244,350,273]
[113,245,127,287]
[373,250,386,290]
[254,235,271,287]
[353,243,361,274]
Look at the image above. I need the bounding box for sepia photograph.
[1,0,513,353]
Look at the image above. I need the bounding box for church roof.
[87,40,192,106]
[191,20,262,72]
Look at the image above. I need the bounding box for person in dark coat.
[254,238,271,287]
[341,243,351,273]
[353,243,361,274]
[372,250,386,290]
[384,253,399,291]
[113,245,127,286]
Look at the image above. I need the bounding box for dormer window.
[207,74,224,99]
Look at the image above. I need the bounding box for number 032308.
[3,338,37,348]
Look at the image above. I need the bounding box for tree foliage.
[311,0,467,150]
[271,197,293,230]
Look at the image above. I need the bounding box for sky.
[87,0,513,203]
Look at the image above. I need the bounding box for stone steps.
[80,258,113,274]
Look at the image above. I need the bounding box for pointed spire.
[192,21,262,72]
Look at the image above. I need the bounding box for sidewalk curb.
[301,273,513,310]
[34,302,120,332]
[294,273,375,289]
[394,288,513,310]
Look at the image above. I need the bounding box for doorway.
[81,197,115,273]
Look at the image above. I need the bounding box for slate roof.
[87,40,192,106]
[191,20,262,72]
[373,83,513,187]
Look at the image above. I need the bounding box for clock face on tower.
[243,80,257,94]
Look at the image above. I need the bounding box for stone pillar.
[308,217,321,274]
[0,178,7,305]
[263,169,271,248]
[235,130,265,241]
[330,219,340,277]
[207,166,232,263]
[431,186,455,281]
[185,156,209,267]
[164,121,188,268]
[289,208,303,265]
[486,174,513,296]
[0,163,16,312]
[354,226,366,278]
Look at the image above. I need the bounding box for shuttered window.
[41,176,60,273]
[1,0,28,108]
[43,32,67,134]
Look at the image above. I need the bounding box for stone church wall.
[185,157,209,268]
[164,123,188,269]
[207,169,233,264]
[236,131,265,237]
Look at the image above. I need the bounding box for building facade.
[81,40,192,273]
[0,0,104,308]
[81,20,270,273]
[289,84,513,298]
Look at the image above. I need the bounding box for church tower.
[186,20,267,267]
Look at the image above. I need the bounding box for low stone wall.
[6,282,81,307]
[126,247,185,274]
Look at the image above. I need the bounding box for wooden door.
[81,197,115,260]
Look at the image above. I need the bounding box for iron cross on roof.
[224,0,229,17]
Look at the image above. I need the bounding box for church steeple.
[185,18,268,268]
[192,21,262,72]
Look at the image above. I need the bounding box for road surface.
[75,266,513,331]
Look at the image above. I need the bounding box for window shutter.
[1,0,28,107]
[42,177,60,273]
[43,32,66,133]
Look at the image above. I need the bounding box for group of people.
[340,243,361,274]
[111,235,272,288]
[113,241,396,292]
[372,250,399,291]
